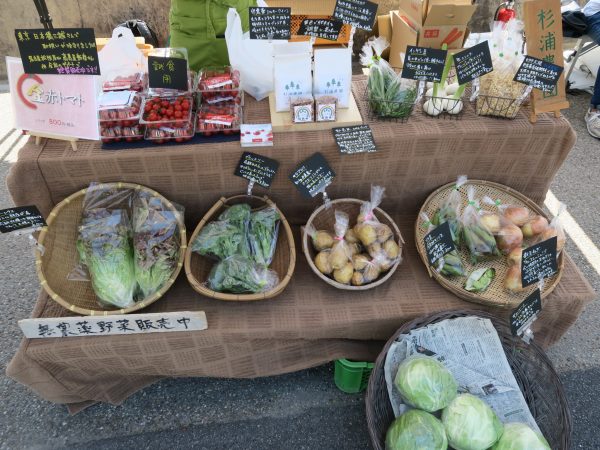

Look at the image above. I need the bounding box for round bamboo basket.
[35,182,186,315]
[185,195,295,301]
[303,199,404,291]
[415,180,563,308]
[366,310,571,450]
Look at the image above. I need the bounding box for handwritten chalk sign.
[454,41,493,85]
[333,125,377,154]
[249,7,291,40]
[289,152,336,198]
[333,0,378,31]
[424,221,456,265]
[19,311,208,339]
[514,56,563,93]
[0,205,46,233]
[298,19,343,41]
[510,289,542,337]
[521,237,558,287]
[148,56,188,91]
[235,151,279,188]
[15,28,100,75]
[401,46,448,82]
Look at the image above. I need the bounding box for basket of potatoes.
[302,187,404,290]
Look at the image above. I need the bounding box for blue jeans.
[586,11,600,107]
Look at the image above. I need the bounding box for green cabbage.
[442,393,504,450]
[491,423,550,450]
[385,409,448,450]
[394,356,458,412]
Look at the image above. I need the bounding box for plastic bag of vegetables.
[192,204,251,260]
[305,223,334,252]
[207,254,279,294]
[385,409,448,450]
[481,196,524,255]
[420,212,465,277]
[461,186,500,263]
[431,175,467,246]
[132,192,182,298]
[535,202,566,253]
[248,206,280,266]
[328,210,354,284]
[490,422,550,450]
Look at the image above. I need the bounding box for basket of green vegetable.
[35,182,186,315]
[185,195,295,301]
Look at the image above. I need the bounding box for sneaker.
[585,108,600,139]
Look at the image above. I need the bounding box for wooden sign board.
[19,311,207,339]
[523,0,569,122]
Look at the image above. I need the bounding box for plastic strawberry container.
[139,95,194,129]
[196,66,242,105]
[196,103,242,136]
[101,125,145,144]
[98,92,142,128]
[144,118,195,144]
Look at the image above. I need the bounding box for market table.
[6,78,595,412]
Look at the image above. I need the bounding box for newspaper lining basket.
[365,310,571,450]
[184,195,295,301]
[35,182,186,316]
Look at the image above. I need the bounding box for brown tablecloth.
[6,78,595,411]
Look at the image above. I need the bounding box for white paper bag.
[313,47,352,108]
[273,42,313,112]
[98,27,145,87]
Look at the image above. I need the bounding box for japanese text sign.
[401,46,448,82]
[249,7,291,40]
[333,125,377,154]
[0,205,46,233]
[289,152,336,198]
[514,55,563,92]
[298,19,343,41]
[424,221,456,265]
[6,57,100,140]
[333,0,378,31]
[521,236,558,287]
[453,41,494,85]
[148,56,188,91]
[235,151,279,188]
[15,28,99,76]
[510,289,542,336]
[19,311,208,339]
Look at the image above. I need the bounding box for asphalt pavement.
[0,91,598,450]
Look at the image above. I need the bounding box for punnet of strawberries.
[140,95,193,129]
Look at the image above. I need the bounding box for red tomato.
[174,104,182,111]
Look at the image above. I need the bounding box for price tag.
[148,56,188,91]
[333,125,377,154]
[401,46,448,83]
[510,289,542,337]
[453,41,493,85]
[234,151,279,188]
[289,152,336,198]
[424,221,455,265]
[333,0,378,31]
[298,19,343,41]
[521,237,558,288]
[15,28,100,76]
[0,205,46,233]
[514,56,563,93]
[249,7,291,40]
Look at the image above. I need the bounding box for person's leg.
[584,12,600,137]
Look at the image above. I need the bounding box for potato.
[345,229,359,244]
[367,242,383,259]
[312,230,334,251]
[314,250,332,275]
[383,239,400,259]
[351,271,365,286]
[376,224,393,243]
[363,262,381,283]
[355,223,377,246]
[521,215,549,238]
[333,262,354,284]
[349,243,362,256]
[352,254,370,272]
[330,243,350,270]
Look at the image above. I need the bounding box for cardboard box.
[389,11,418,69]
[376,14,393,60]
[420,3,476,48]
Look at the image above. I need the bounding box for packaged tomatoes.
[102,72,147,92]
[101,125,145,144]
[196,103,242,136]
[139,95,194,129]
[144,121,195,144]
[98,91,142,129]
[197,66,242,105]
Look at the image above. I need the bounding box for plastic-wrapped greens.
[208,255,279,294]
[431,175,466,246]
[461,186,500,263]
[420,212,465,277]
[249,206,280,266]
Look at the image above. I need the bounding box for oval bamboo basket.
[415,180,563,308]
[35,182,186,316]
[303,199,404,291]
[185,195,295,301]
[366,310,572,450]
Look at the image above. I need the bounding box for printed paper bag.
[273,42,312,112]
[313,47,352,108]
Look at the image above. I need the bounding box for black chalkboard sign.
[453,41,493,85]
[148,56,188,91]
[289,152,336,198]
[510,289,542,336]
[514,56,563,93]
[234,152,279,188]
[15,28,99,75]
[333,0,378,31]
[249,7,291,40]
[424,221,456,265]
[298,19,343,41]
[333,125,377,154]
[0,205,46,233]
[521,237,558,288]
[401,46,448,83]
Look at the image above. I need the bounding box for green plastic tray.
[334,359,374,394]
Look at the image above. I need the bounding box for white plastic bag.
[98,27,145,88]
[225,8,274,101]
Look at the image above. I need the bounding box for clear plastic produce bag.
[248,206,280,266]
[207,254,279,294]
[420,212,465,277]
[431,175,467,246]
[461,186,500,262]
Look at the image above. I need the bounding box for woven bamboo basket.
[184,195,295,301]
[303,199,404,291]
[415,180,563,308]
[366,310,572,450]
[35,182,186,316]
